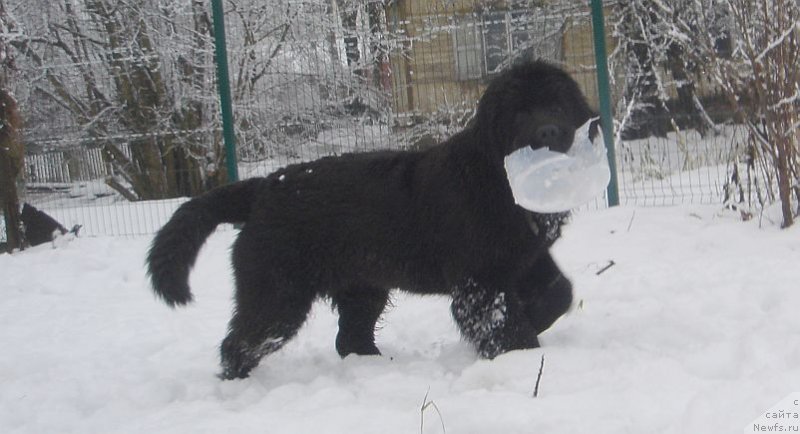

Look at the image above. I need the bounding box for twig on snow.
[596,260,616,276]
[626,210,636,232]
[532,354,545,398]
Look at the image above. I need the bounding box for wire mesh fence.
[616,117,742,207]
[2,0,750,242]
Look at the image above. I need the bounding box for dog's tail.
[146,178,264,307]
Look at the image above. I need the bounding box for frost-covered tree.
[609,0,721,140]
[709,0,799,227]
[8,0,221,199]
[612,0,798,227]
[6,0,394,199]
[224,0,392,162]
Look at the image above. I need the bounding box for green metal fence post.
[590,0,620,206]
[211,0,239,184]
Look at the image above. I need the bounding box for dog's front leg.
[517,252,573,334]
[450,279,540,359]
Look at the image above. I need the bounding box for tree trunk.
[772,107,795,228]
[0,89,23,252]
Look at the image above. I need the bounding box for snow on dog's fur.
[147,61,594,379]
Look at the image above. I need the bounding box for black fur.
[21,203,68,246]
[147,61,594,379]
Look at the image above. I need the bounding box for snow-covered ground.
[1,204,798,433]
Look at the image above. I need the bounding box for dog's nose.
[535,124,565,151]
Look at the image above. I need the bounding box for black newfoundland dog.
[147,61,595,380]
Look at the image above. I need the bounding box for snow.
[505,119,610,212]
[2,203,798,433]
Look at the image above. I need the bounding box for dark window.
[453,10,564,81]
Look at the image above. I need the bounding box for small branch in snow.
[420,387,446,434]
[532,354,545,398]
[626,210,636,233]
[596,261,616,276]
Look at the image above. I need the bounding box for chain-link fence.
[2,0,752,242]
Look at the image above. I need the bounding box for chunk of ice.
[504,118,610,213]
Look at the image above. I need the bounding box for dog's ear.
[589,117,601,142]
[474,74,529,160]
[474,83,513,149]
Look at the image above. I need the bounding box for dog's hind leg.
[219,286,314,379]
[219,237,316,379]
[333,287,389,357]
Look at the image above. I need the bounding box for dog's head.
[474,61,596,160]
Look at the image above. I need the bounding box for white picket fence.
[25,147,112,184]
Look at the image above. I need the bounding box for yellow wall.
[386,1,610,120]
